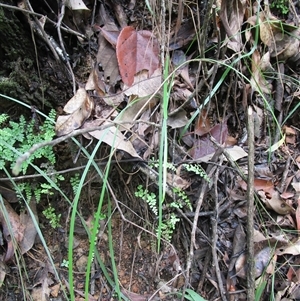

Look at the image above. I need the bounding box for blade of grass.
[157,55,171,251]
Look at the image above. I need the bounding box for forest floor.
[0,1,300,301]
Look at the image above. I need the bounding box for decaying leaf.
[194,110,212,136]
[250,50,273,93]
[189,122,228,160]
[117,95,158,128]
[124,68,162,97]
[248,12,300,61]
[0,199,25,262]
[116,26,160,86]
[240,178,274,195]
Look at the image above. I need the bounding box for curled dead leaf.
[55,88,94,136]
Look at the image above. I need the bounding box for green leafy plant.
[42,205,61,229]
[149,157,176,171]
[61,259,69,268]
[270,0,289,15]
[172,187,192,211]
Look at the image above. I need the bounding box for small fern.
[183,163,210,182]
[149,157,176,171]
[70,173,80,195]
[0,110,63,202]
[135,185,158,215]
[172,187,192,211]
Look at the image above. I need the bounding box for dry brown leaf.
[167,109,188,129]
[276,239,300,256]
[96,22,121,85]
[88,124,141,159]
[85,66,106,97]
[31,277,51,301]
[117,96,158,129]
[194,110,212,136]
[270,30,300,61]
[219,0,246,51]
[166,173,190,190]
[260,190,295,215]
[250,51,273,94]
[124,68,162,97]
[240,178,274,195]
[19,200,38,254]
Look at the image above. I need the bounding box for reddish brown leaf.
[194,110,212,136]
[240,179,274,195]
[116,26,160,86]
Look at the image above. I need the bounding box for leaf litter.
[1,1,300,300]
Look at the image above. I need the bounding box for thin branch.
[185,146,223,292]
[0,3,86,39]
[247,106,255,300]
[57,0,76,94]
[12,120,160,176]
[211,157,227,301]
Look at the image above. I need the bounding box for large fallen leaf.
[55,88,94,136]
[88,123,141,159]
[116,26,160,86]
